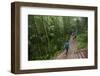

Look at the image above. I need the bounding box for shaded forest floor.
[55,48,87,59]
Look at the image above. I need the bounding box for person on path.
[64,40,69,55]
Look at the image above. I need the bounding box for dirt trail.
[56,49,87,59]
[55,34,87,59]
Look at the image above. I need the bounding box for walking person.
[64,40,69,55]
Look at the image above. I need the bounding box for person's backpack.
[64,41,69,49]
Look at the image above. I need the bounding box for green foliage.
[77,32,88,49]
[28,15,88,60]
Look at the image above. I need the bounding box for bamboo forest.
[28,15,88,60]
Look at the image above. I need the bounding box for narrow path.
[56,50,67,59]
[55,48,87,59]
